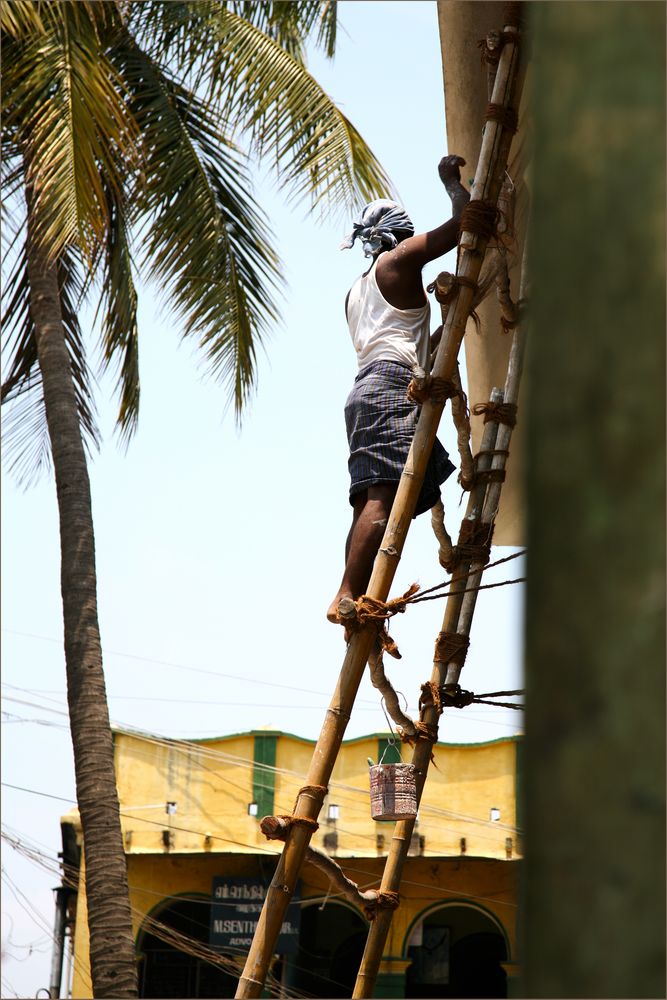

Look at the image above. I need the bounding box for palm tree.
[1,3,392,995]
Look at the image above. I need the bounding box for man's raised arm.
[376,155,470,309]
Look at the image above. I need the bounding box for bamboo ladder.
[235,6,525,997]
[352,241,529,997]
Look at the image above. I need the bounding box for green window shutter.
[377,735,402,766]
[253,733,277,818]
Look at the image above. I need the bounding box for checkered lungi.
[345,360,455,516]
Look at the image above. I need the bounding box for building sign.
[209,877,301,953]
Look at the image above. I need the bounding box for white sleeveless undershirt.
[346,260,431,372]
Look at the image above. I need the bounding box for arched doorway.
[405,903,508,998]
[284,900,367,998]
[137,895,237,999]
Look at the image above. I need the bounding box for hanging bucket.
[369,762,418,821]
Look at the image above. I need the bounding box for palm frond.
[128,4,389,216]
[2,1,139,262]
[96,186,140,445]
[131,1,336,75]
[118,42,283,417]
[225,1,338,61]
[0,0,45,37]
[1,244,99,485]
[205,10,395,217]
[315,1,338,59]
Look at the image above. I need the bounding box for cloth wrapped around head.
[340,199,415,257]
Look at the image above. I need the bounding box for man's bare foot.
[327,593,353,624]
[327,595,358,641]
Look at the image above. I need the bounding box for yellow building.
[60,727,522,998]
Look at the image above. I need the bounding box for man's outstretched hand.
[438,154,466,186]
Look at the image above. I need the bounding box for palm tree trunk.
[25,187,138,998]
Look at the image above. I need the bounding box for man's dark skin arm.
[375,155,470,309]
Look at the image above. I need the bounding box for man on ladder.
[327,154,470,632]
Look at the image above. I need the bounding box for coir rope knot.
[343,584,421,660]
[460,201,500,243]
[364,890,401,921]
[434,631,470,668]
[472,401,518,428]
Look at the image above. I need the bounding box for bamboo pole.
[353,244,529,1000]
[235,11,525,998]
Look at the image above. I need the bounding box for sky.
[1,3,525,996]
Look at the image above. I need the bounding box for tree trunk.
[25,188,138,998]
[523,3,666,996]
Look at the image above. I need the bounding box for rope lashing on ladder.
[408,276,480,406]
[339,584,421,660]
[259,784,328,841]
[260,815,319,840]
[472,401,518,428]
[477,25,523,71]
[426,270,483,337]
[434,631,471,669]
[472,449,509,484]
[397,683,443,761]
[402,720,440,748]
[420,681,442,716]
[459,201,501,245]
[441,518,494,573]
[372,891,400,912]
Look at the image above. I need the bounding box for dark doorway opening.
[285,901,367,998]
[138,897,237,999]
[405,904,508,998]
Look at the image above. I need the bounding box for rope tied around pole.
[401,720,439,765]
[434,631,470,668]
[260,815,319,841]
[485,102,519,133]
[419,681,442,717]
[341,584,421,660]
[297,784,329,804]
[363,890,400,921]
[477,31,503,68]
[259,784,328,841]
[427,271,482,337]
[441,685,476,709]
[472,401,518,428]
[397,686,440,760]
[477,22,523,69]
[443,518,494,572]
[472,450,509,484]
[459,201,501,244]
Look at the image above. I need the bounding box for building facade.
[59,728,522,998]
